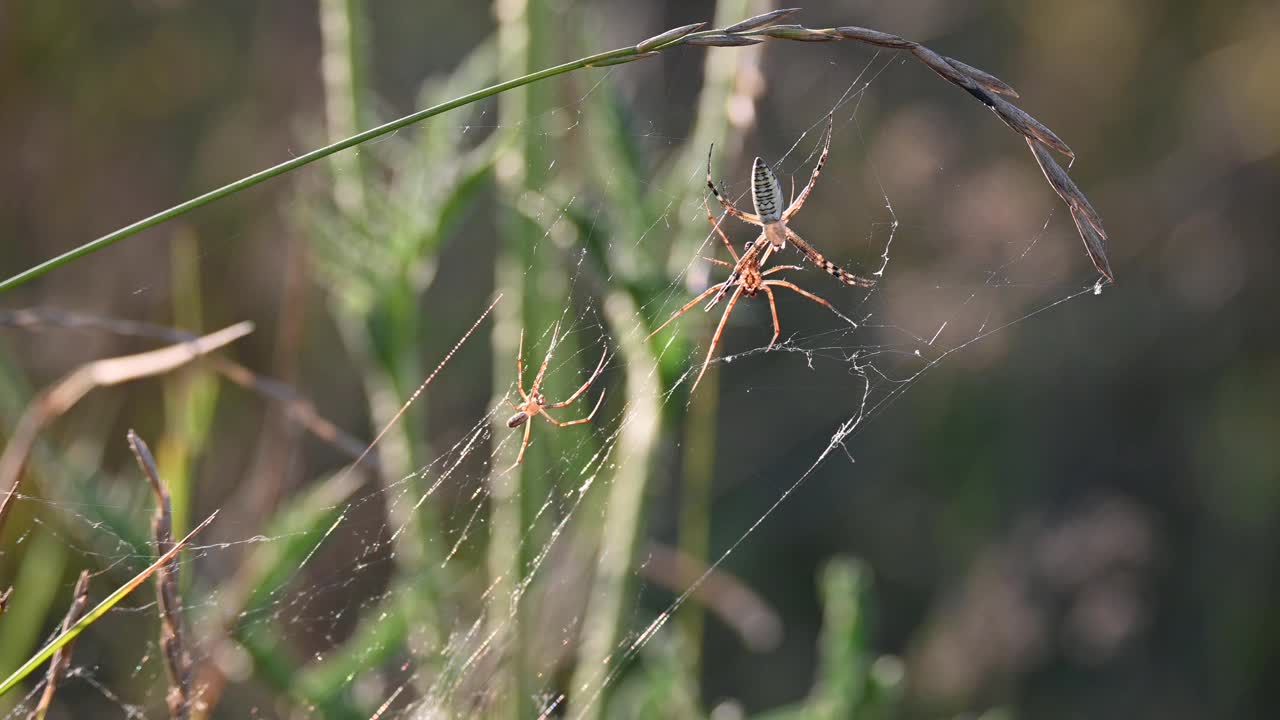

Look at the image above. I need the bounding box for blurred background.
[1,1,1277,718]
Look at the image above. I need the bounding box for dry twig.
[128,431,195,720]
[0,309,370,463]
[641,543,783,652]
[0,321,253,540]
[28,570,91,720]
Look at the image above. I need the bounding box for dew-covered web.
[1,44,1109,720]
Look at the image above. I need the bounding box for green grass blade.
[0,41,654,292]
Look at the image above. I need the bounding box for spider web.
[0,41,1110,720]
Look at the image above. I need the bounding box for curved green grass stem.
[0,30,692,292]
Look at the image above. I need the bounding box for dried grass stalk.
[0,321,253,541]
[0,309,369,464]
[641,543,782,652]
[28,570,90,720]
[128,431,194,720]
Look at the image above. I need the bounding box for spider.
[505,328,608,471]
[647,197,844,392]
[705,114,875,310]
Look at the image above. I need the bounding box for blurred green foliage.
[2,1,1279,719]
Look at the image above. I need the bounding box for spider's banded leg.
[692,284,746,393]
[706,144,761,226]
[704,197,740,263]
[541,389,606,427]
[506,422,533,473]
[701,257,734,267]
[761,285,782,351]
[544,345,608,409]
[646,285,721,340]
[782,115,834,221]
[764,279,841,315]
[515,330,529,400]
[784,228,876,288]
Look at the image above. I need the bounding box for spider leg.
[647,284,721,340]
[761,284,782,351]
[704,196,740,263]
[544,344,608,409]
[706,144,762,226]
[765,279,840,314]
[506,421,533,473]
[541,389,606,427]
[782,114,833,221]
[784,228,876,288]
[691,283,746,393]
[702,257,734,267]
[515,330,529,400]
[530,325,559,395]
[761,264,806,276]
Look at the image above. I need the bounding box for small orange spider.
[505,329,608,471]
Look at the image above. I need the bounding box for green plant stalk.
[566,290,661,720]
[809,558,869,719]
[319,0,369,216]
[670,0,763,687]
[213,471,365,719]
[317,0,451,677]
[675,365,717,678]
[158,228,219,589]
[0,510,218,698]
[485,0,560,714]
[0,530,67,707]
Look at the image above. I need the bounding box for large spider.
[705,114,875,309]
[647,198,844,392]
[505,328,608,471]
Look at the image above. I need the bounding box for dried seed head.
[834,26,916,49]
[636,22,707,52]
[1026,139,1104,239]
[912,45,977,90]
[1026,139,1114,282]
[723,8,803,34]
[757,25,840,42]
[944,56,1019,98]
[587,51,659,68]
[989,95,1074,159]
[685,33,764,47]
